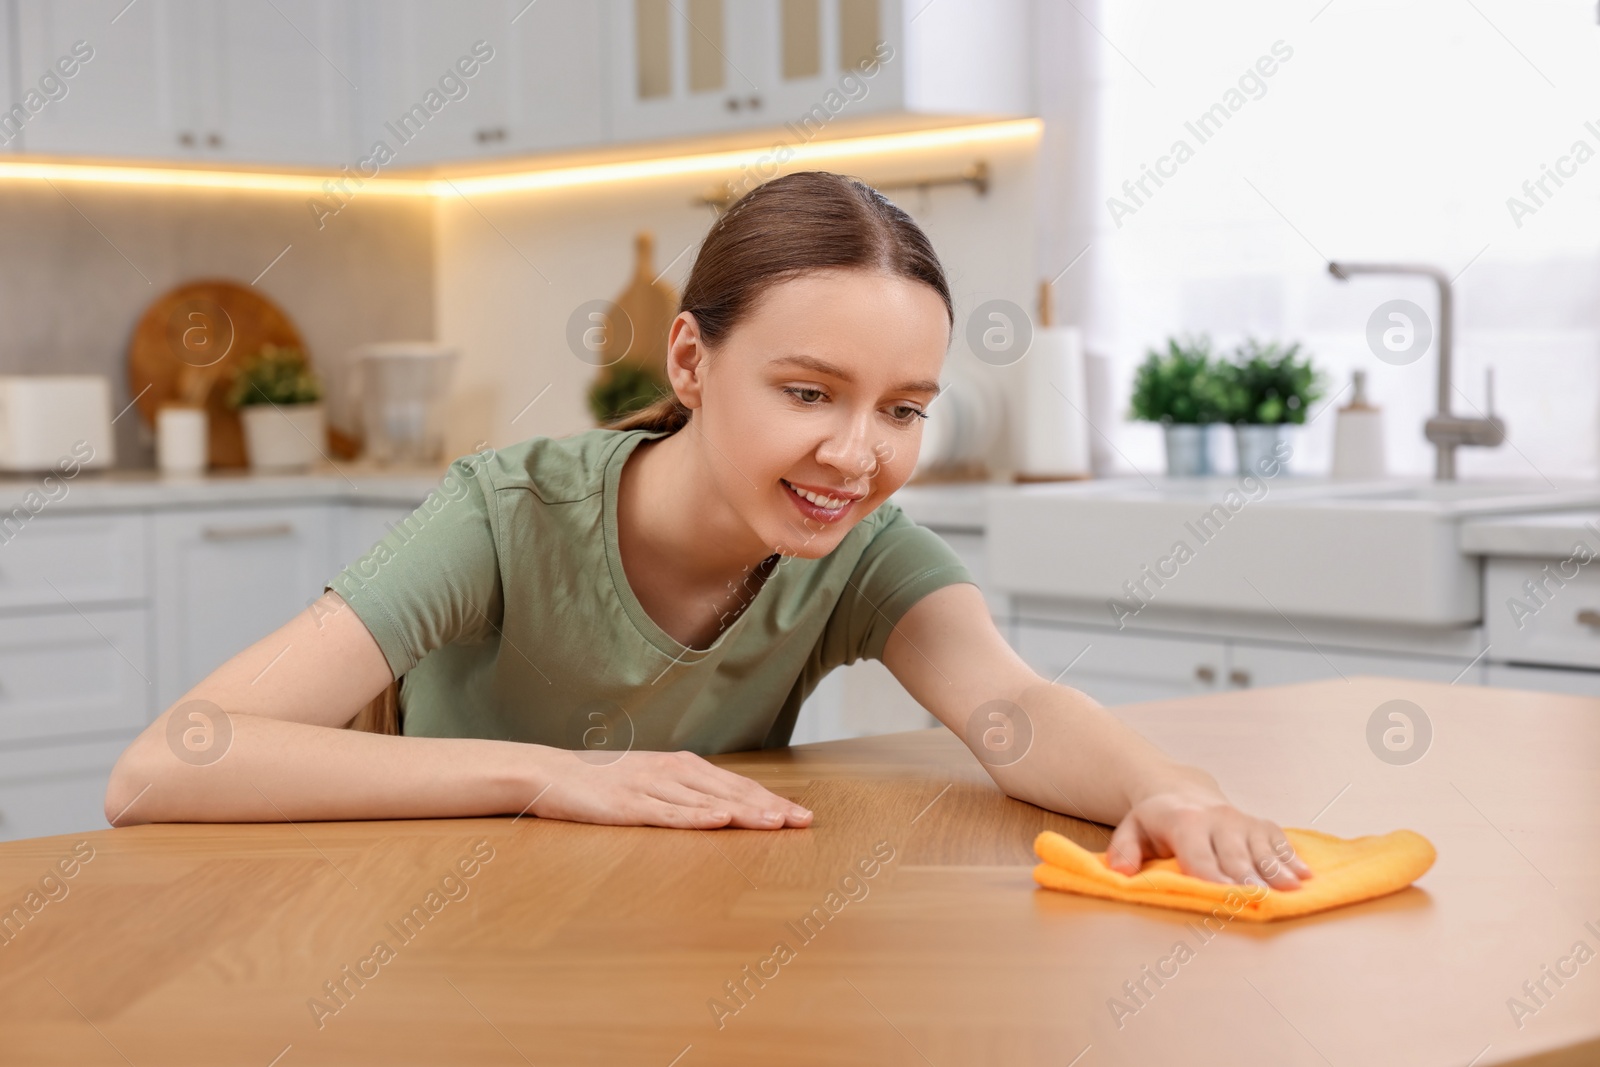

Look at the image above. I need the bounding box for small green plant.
[1217,339,1323,425]
[227,344,323,408]
[1128,336,1230,424]
[588,361,670,425]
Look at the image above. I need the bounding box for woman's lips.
[781,478,856,524]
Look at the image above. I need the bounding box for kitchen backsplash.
[0,183,434,468]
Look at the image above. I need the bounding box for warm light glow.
[0,119,1041,199]
[434,118,1044,197]
[0,158,429,196]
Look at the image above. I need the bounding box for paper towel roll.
[1018,326,1092,478]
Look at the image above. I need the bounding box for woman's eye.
[785,387,826,404]
[891,405,928,423]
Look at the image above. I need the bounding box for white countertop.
[1459,509,1600,558]
[0,464,447,512]
[0,462,997,527]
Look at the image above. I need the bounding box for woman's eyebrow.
[768,354,940,395]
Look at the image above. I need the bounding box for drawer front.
[1484,559,1600,669]
[0,513,147,609]
[0,609,152,743]
[0,735,134,843]
[1016,622,1227,707]
[1484,663,1600,698]
[1227,642,1481,689]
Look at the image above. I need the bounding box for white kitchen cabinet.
[190,0,360,165]
[0,0,16,155]
[0,609,151,743]
[1015,622,1227,707]
[354,0,605,165]
[0,514,146,610]
[12,0,184,158]
[1225,640,1480,689]
[1484,662,1600,698]
[606,0,1030,145]
[14,0,357,164]
[152,505,335,710]
[1483,557,1600,671]
[0,735,133,842]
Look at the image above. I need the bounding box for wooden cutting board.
[599,231,678,377]
[126,280,307,469]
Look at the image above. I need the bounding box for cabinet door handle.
[1195,665,1216,684]
[202,523,294,542]
[746,94,762,110]
[178,131,195,147]
[1577,609,1600,629]
[725,96,741,111]
[1229,668,1251,687]
[206,131,223,148]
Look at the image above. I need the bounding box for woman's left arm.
[881,583,1313,890]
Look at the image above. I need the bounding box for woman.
[106,171,1311,892]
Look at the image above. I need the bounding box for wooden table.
[2,677,1597,1066]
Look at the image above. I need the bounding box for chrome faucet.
[1327,261,1505,480]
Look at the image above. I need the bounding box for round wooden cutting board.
[127,280,308,468]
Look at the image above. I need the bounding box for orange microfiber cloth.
[1033,827,1436,922]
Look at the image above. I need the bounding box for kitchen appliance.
[350,343,458,465]
[0,375,116,471]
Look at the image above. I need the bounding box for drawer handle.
[202,523,294,542]
[1195,665,1216,684]
[1229,668,1251,687]
[1578,609,1600,629]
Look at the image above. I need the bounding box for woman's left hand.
[1105,786,1315,890]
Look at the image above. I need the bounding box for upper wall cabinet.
[606,0,1031,145]
[0,0,16,155]
[11,0,184,159]
[12,0,358,165]
[186,0,359,165]
[3,0,1025,167]
[353,0,606,166]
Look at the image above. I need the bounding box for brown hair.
[606,170,953,435]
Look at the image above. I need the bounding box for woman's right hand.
[528,748,813,830]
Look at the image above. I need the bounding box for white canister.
[156,405,208,474]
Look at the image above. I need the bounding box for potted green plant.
[1128,336,1228,476]
[588,360,670,426]
[227,344,326,471]
[1217,339,1323,476]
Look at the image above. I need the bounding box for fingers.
[668,753,813,828]
[1105,817,1145,874]
[1170,818,1232,885]
[1250,825,1312,887]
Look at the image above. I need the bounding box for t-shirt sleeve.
[830,503,977,666]
[324,455,505,679]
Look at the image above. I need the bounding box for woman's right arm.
[104,591,812,830]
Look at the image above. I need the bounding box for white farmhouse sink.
[985,477,1600,627]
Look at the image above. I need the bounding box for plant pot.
[240,403,326,472]
[1161,423,1211,477]
[1234,423,1292,476]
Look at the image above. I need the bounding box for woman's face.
[671,268,950,560]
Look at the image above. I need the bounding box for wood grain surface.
[1,676,1596,1066]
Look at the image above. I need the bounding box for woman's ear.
[664,311,709,411]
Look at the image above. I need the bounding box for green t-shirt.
[327,427,974,755]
